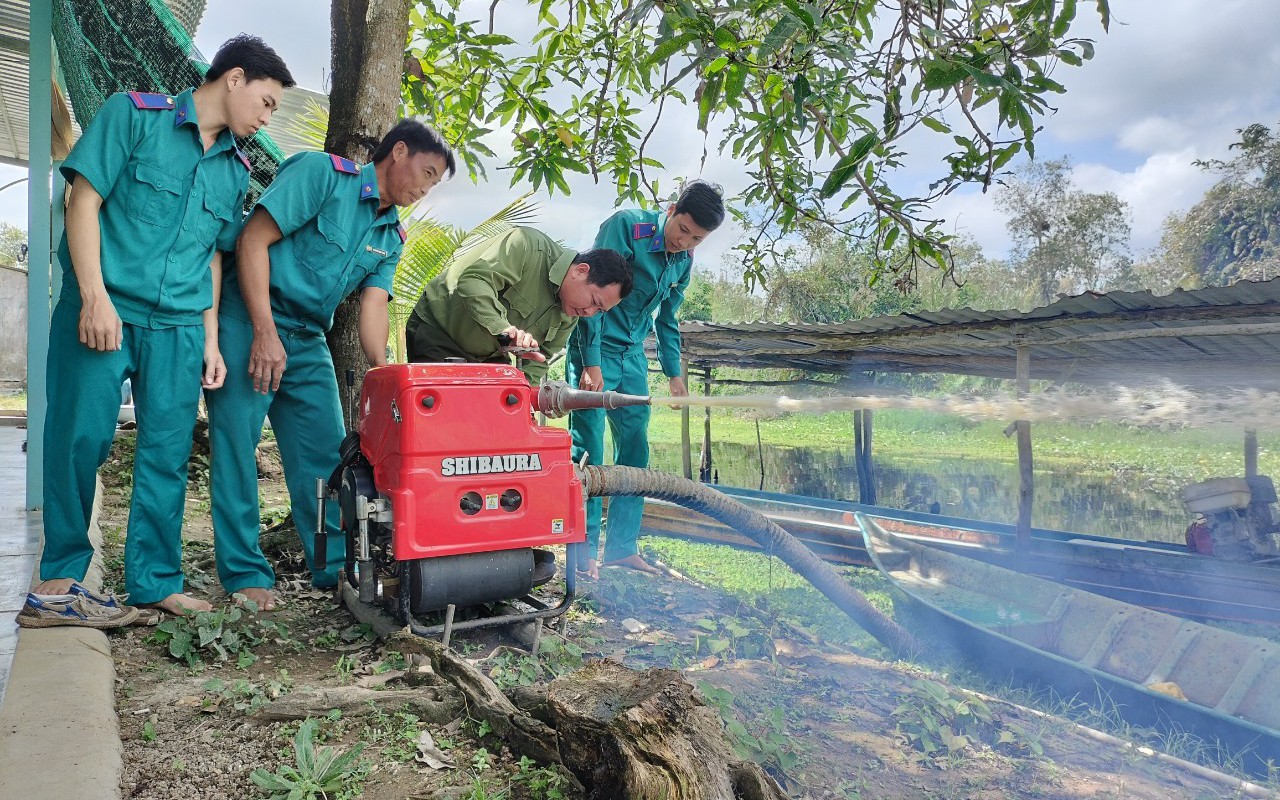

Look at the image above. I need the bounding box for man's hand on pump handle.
[497,327,546,361]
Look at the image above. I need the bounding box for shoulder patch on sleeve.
[235,147,252,171]
[632,222,657,240]
[329,153,360,174]
[397,223,407,244]
[128,92,175,110]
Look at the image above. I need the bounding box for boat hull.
[639,486,1280,627]
[858,514,1280,779]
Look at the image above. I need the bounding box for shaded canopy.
[673,278,1280,388]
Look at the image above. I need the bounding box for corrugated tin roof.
[674,278,1280,388]
[12,2,324,168]
[265,86,330,158]
[0,0,29,166]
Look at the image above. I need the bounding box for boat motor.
[1182,476,1280,561]
[319,363,651,639]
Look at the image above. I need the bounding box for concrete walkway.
[0,424,122,799]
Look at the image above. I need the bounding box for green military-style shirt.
[409,226,578,383]
[221,151,404,334]
[58,89,250,327]
[570,208,692,377]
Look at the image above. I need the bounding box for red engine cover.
[358,363,586,559]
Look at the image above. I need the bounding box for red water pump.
[319,362,649,638]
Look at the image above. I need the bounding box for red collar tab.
[632,222,657,240]
[397,223,408,243]
[128,92,175,110]
[235,148,252,171]
[329,153,360,175]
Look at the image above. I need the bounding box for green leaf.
[921,60,967,91]
[722,63,747,107]
[705,56,730,75]
[780,0,816,29]
[759,15,799,59]
[712,26,737,51]
[647,31,698,66]
[921,116,951,134]
[1053,0,1078,36]
[198,626,218,648]
[792,73,811,127]
[819,133,879,198]
[697,74,723,131]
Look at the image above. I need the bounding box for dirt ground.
[95,433,1273,800]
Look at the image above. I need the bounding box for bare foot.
[604,554,662,575]
[150,593,213,615]
[232,588,277,612]
[577,558,600,581]
[33,578,76,595]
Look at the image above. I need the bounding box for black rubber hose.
[581,465,920,657]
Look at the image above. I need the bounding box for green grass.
[640,406,1267,484]
[645,538,895,654]
[0,391,24,411]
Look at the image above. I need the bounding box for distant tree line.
[682,121,1280,326]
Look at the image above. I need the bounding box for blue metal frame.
[27,0,53,509]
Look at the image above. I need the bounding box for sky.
[13,0,1280,279]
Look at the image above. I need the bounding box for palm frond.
[280,98,329,151]
[393,218,464,302]
[451,193,541,260]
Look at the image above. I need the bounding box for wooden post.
[1015,344,1034,553]
[755,418,765,491]
[863,409,877,505]
[680,358,692,480]
[854,410,866,502]
[1245,429,1259,478]
[699,367,713,482]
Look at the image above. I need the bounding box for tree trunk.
[536,660,789,800]
[325,0,411,423]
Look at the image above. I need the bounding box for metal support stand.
[392,542,582,649]
[314,478,328,566]
[355,495,375,604]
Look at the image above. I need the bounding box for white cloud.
[1072,152,1214,253]
[1115,117,1196,154]
[16,0,1280,281]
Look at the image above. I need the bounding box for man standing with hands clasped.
[567,180,726,580]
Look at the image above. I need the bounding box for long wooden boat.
[857,513,1280,778]
[638,485,1280,627]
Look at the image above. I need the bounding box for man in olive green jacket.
[405,226,631,381]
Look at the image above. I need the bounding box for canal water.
[648,441,1187,543]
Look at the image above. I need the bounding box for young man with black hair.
[568,180,726,579]
[206,120,456,611]
[405,228,633,382]
[26,35,294,625]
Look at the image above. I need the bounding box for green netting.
[52,0,285,206]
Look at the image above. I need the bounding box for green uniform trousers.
[205,314,344,591]
[567,349,652,562]
[41,297,203,604]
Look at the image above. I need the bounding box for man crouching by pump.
[404,226,632,382]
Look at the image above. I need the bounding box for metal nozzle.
[534,380,652,418]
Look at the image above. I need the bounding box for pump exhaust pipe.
[533,380,651,418]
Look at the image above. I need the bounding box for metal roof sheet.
[672,278,1280,388]
[0,0,29,165]
[13,2,325,168]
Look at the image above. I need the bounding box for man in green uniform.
[207,121,455,611]
[405,226,632,381]
[32,36,294,621]
[568,181,725,578]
